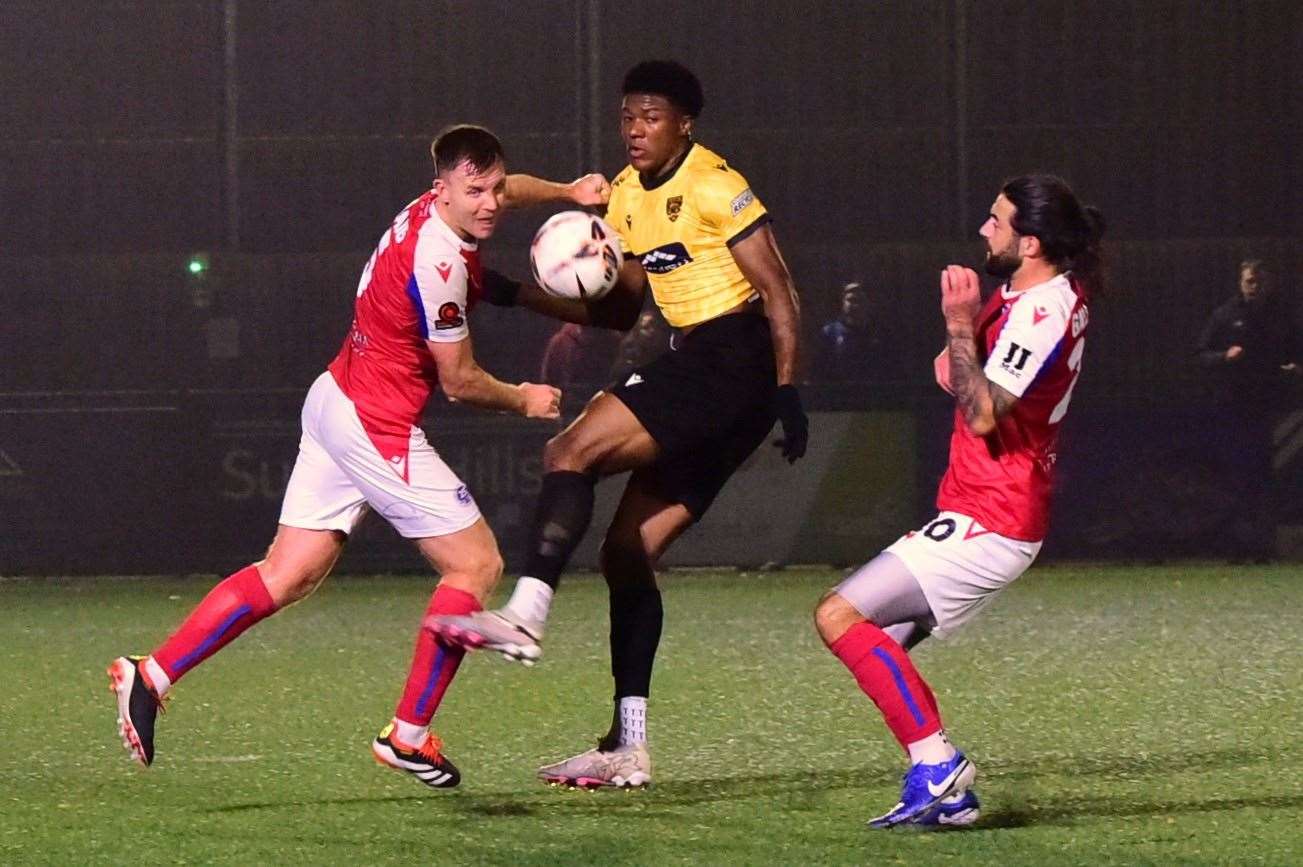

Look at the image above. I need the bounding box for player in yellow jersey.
[432,60,807,787]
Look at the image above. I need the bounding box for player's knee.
[464,548,504,590]
[542,432,584,473]
[259,560,329,607]
[599,534,653,588]
[813,591,860,644]
[543,424,614,474]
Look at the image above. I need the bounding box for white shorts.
[883,511,1042,638]
[278,372,481,539]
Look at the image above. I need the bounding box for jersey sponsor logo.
[435,301,464,330]
[730,188,754,216]
[714,162,728,171]
[666,195,683,222]
[639,242,693,274]
[347,323,370,354]
[999,342,1033,376]
[1032,305,1050,325]
[435,261,453,282]
[455,484,473,506]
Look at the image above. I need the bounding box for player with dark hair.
[107,124,613,789]
[433,59,808,788]
[813,175,1104,828]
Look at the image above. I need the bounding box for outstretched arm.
[941,265,1019,437]
[480,258,646,332]
[504,173,611,209]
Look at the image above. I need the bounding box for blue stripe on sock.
[174,604,252,673]
[415,647,447,717]
[871,647,927,727]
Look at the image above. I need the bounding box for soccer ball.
[529,211,623,301]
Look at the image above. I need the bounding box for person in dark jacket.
[1196,259,1301,559]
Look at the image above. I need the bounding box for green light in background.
[187,258,206,275]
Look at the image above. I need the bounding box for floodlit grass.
[2,564,1300,865]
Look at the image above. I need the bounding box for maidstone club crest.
[666,195,683,222]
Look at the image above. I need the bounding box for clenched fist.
[568,173,612,207]
[519,382,562,419]
[940,265,982,331]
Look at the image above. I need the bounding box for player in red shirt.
[814,175,1106,829]
[107,125,614,789]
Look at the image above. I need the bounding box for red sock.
[916,675,941,720]
[152,565,278,682]
[395,585,481,727]
[830,621,943,751]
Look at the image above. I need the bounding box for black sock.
[523,470,596,590]
[609,582,663,701]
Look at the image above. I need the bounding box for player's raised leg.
[814,552,975,828]
[430,392,658,661]
[108,525,346,766]
[372,517,503,789]
[537,474,691,788]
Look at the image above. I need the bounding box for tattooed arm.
[940,265,1019,437]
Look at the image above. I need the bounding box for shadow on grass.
[202,745,1293,828]
[208,793,430,813]
[447,745,1292,826]
[980,793,1303,830]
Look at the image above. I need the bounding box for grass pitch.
[2,564,1300,865]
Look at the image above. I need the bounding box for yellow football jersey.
[606,142,769,328]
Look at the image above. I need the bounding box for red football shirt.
[326,191,482,477]
[936,272,1089,541]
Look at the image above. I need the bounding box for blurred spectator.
[811,281,901,385]
[1195,258,1302,559]
[1197,259,1301,405]
[610,309,671,386]
[540,322,620,402]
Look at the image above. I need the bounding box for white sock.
[907,730,956,765]
[618,696,648,747]
[143,656,171,699]
[392,718,429,747]
[504,576,554,627]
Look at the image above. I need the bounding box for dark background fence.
[2,2,1300,572]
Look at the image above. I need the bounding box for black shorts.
[610,312,777,517]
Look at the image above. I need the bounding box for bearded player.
[814,175,1105,828]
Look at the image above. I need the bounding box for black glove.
[481,268,521,307]
[773,384,809,463]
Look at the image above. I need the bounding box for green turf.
[2,565,1300,865]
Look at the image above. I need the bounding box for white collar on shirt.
[426,204,479,252]
[1001,270,1070,300]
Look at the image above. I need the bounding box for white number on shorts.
[923,518,957,541]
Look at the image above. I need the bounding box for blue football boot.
[909,788,981,829]
[868,751,976,829]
